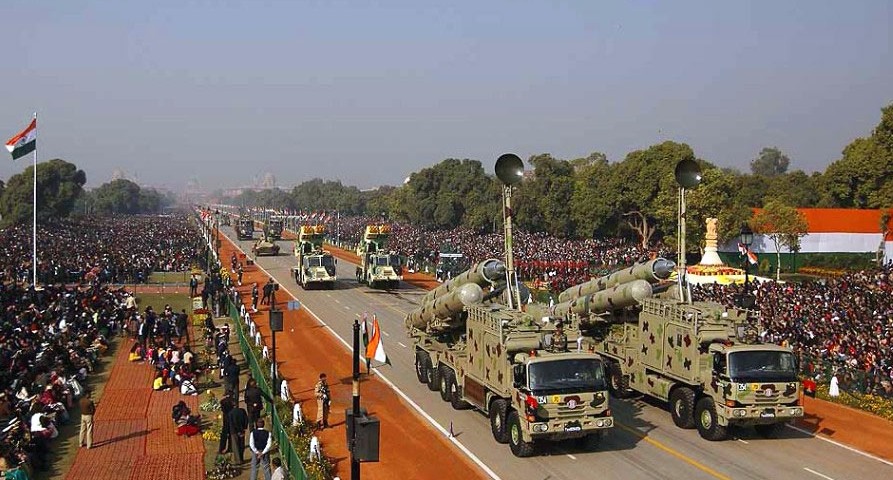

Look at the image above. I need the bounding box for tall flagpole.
[32,112,37,287]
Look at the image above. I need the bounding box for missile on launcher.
[558,257,675,304]
[553,279,653,317]
[421,258,505,305]
[406,283,484,332]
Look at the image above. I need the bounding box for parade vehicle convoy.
[237,216,254,241]
[405,259,614,458]
[356,224,402,289]
[551,258,804,441]
[291,224,336,289]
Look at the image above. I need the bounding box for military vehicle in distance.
[237,216,254,241]
[406,259,614,457]
[291,224,336,289]
[252,231,280,257]
[266,216,284,241]
[355,224,402,289]
[554,258,803,441]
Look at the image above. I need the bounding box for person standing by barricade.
[249,419,273,480]
[78,390,96,449]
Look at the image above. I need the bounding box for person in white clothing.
[829,373,840,397]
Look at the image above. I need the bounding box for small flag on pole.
[738,243,758,265]
[365,314,390,365]
[6,118,36,160]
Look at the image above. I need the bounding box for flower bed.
[815,384,893,422]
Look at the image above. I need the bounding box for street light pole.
[739,224,754,306]
[351,318,361,480]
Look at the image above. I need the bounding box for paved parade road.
[227,227,893,480]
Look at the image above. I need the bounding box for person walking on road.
[78,390,96,449]
[261,277,274,306]
[315,373,331,429]
[228,401,250,463]
[249,419,273,480]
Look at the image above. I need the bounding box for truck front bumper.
[528,416,614,440]
[719,404,804,424]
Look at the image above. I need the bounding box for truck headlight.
[735,409,747,417]
[789,408,803,416]
[532,423,548,433]
[596,419,604,427]
[603,419,612,427]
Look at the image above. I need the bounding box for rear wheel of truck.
[754,422,785,438]
[507,410,535,457]
[424,357,440,392]
[695,397,728,441]
[607,363,632,399]
[669,387,696,429]
[439,365,452,402]
[489,399,509,444]
[415,351,429,384]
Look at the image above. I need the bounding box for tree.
[514,154,575,237]
[750,199,808,280]
[615,141,698,248]
[765,170,820,207]
[0,159,86,226]
[750,147,790,177]
[570,153,618,238]
[91,179,142,214]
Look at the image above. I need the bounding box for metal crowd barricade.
[228,298,307,479]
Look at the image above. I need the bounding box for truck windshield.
[728,351,798,382]
[528,359,607,394]
[375,256,389,266]
[309,256,334,268]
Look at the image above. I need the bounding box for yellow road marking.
[615,422,732,480]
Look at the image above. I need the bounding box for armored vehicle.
[237,216,254,241]
[355,224,402,289]
[252,231,280,257]
[406,259,614,457]
[266,217,284,241]
[554,258,803,441]
[291,224,336,289]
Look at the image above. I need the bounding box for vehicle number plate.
[760,412,776,418]
[564,422,582,432]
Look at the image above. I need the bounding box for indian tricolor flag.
[6,119,37,160]
[364,314,391,366]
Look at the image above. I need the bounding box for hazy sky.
[1,0,890,191]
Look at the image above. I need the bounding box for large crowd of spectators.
[0,214,200,477]
[0,215,198,285]
[692,267,893,397]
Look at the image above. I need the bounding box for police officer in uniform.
[314,373,331,429]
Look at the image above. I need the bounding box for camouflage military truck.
[355,224,402,289]
[266,217,284,241]
[555,258,803,441]
[406,259,614,457]
[291,224,336,289]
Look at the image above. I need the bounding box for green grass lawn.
[137,292,193,313]
[147,271,191,284]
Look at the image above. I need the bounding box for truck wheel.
[669,387,696,429]
[415,351,429,384]
[439,365,452,402]
[447,372,470,410]
[754,422,785,438]
[608,363,632,399]
[575,431,602,451]
[695,397,727,441]
[425,357,440,392]
[507,410,535,457]
[489,399,510,444]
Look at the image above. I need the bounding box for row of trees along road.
[222,103,893,257]
[0,161,174,227]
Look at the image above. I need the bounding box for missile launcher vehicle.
[406,259,614,457]
[356,224,402,289]
[291,224,336,289]
[252,231,280,257]
[553,258,803,441]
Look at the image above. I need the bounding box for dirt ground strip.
[64,311,204,480]
[322,244,893,463]
[221,235,485,479]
